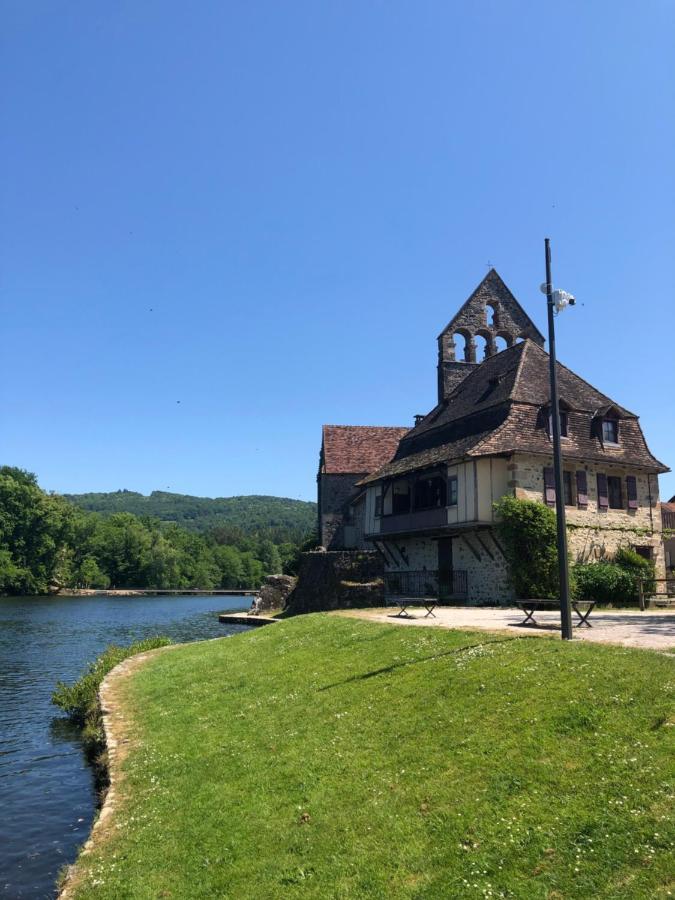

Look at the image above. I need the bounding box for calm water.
[0,593,251,899]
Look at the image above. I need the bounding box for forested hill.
[65,490,316,540]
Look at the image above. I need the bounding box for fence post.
[638,578,645,611]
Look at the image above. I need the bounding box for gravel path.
[336,606,675,651]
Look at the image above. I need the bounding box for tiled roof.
[359,340,668,483]
[321,425,410,475]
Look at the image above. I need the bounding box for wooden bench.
[390,598,437,618]
[515,599,596,628]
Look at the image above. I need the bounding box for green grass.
[69,616,674,899]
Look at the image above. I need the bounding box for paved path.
[336,606,675,651]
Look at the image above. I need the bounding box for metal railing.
[637,577,675,609]
[384,569,468,601]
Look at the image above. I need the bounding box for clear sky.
[2,1,674,502]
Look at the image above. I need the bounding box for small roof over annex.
[320,425,409,476]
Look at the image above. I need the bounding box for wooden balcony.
[378,506,448,535]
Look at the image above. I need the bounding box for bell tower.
[437,269,545,402]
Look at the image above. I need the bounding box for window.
[607,475,623,509]
[548,410,568,438]
[632,545,652,561]
[413,475,447,511]
[563,471,574,506]
[448,475,458,507]
[392,480,411,514]
[374,494,382,518]
[602,419,619,444]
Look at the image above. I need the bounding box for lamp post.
[543,238,574,640]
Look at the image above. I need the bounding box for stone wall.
[382,531,513,606]
[511,452,666,578]
[286,550,384,614]
[318,473,364,550]
[436,269,544,401]
[256,574,297,612]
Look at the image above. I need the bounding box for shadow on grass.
[318,636,524,692]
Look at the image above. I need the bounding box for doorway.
[438,537,453,600]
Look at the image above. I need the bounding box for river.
[0,593,252,898]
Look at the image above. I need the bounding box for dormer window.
[602,419,619,444]
[549,410,568,438]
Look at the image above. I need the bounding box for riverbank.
[61,614,673,898]
[60,588,258,597]
[0,592,253,898]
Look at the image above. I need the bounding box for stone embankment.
[58,643,180,898]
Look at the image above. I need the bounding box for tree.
[0,467,73,594]
[258,539,282,575]
[493,497,559,599]
[92,513,152,588]
[75,556,110,589]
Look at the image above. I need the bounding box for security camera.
[552,289,576,312]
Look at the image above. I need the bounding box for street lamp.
[541,238,576,640]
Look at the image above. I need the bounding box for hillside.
[65,490,316,539]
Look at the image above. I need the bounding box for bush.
[494,497,560,599]
[573,562,636,605]
[52,636,172,760]
[614,546,656,596]
[283,532,319,576]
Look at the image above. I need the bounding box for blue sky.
[2,1,674,502]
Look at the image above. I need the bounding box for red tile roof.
[321,425,409,475]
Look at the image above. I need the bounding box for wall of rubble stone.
[382,531,514,605]
[318,473,364,549]
[286,550,384,614]
[511,452,666,579]
[256,574,297,612]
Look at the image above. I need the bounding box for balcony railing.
[384,569,468,601]
[378,507,448,535]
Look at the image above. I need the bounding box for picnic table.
[515,599,596,628]
[390,598,437,618]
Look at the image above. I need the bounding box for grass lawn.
[68,615,673,899]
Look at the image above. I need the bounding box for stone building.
[319,269,669,604]
[662,497,675,572]
[317,425,409,549]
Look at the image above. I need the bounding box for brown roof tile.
[321,425,410,475]
[360,340,668,483]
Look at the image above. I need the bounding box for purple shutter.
[576,470,588,507]
[597,473,609,509]
[543,467,556,506]
[626,475,638,510]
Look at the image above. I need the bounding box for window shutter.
[626,475,638,510]
[543,467,556,506]
[576,470,588,507]
[597,473,609,509]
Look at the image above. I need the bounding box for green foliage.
[574,546,657,605]
[614,545,656,595]
[0,466,74,594]
[64,616,674,899]
[0,467,312,595]
[493,496,559,599]
[283,531,319,576]
[64,489,316,543]
[52,637,173,759]
[573,562,636,605]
